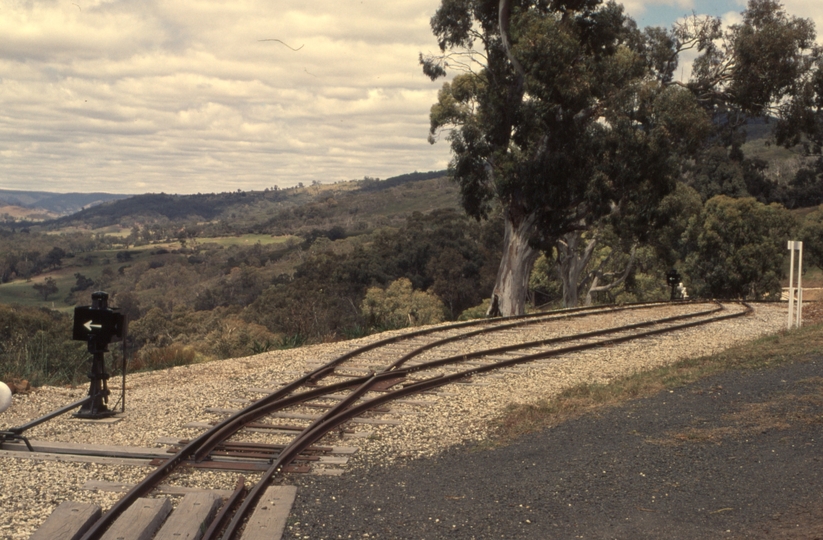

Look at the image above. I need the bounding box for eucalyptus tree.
[422,0,820,313]
[682,196,797,299]
[682,0,820,146]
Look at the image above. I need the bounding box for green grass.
[0,272,79,312]
[0,249,148,310]
[489,322,823,446]
[365,180,460,218]
[0,233,300,311]
[43,225,129,236]
[799,266,823,288]
[200,234,298,247]
[780,261,822,288]
[118,234,297,251]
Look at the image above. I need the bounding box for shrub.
[362,278,447,329]
[458,299,492,320]
[682,196,797,299]
[0,305,88,386]
[131,344,198,371]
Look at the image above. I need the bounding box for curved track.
[75,301,751,540]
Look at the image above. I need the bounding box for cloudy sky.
[1,0,820,195]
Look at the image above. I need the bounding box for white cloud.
[1,0,821,195]
[622,0,694,17]
[0,0,450,194]
[783,0,823,44]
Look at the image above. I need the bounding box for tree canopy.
[422,0,821,313]
[32,277,58,301]
[682,196,796,299]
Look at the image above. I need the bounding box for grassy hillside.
[45,171,452,234]
[2,156,818,387]
[0,205,58,222]
[0,189,128,219]
[3,173,459,303]
[741,117,814,182]
[0,172,474,383]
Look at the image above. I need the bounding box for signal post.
[72,291,126,419]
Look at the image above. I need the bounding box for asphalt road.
[285,356,823,539]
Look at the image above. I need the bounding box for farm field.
[0,234,299,310]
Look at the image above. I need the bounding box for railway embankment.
[284,311,823,539]
[0,302,788,538]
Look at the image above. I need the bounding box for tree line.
[2,188,820,388]
[4,0,823,386]
[1,209,502,384]
[422,0,822,315]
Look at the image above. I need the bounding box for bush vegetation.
[0,304,87,386]
[0,166,820,387]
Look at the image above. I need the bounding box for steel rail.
[302,301,677,384]
[203,301,726,448]
[218,302,751,539]
[191,377,373,461]
[384,303,724,371]
[194,302,696,459]
[296,304,751,461]
[220,370,429,540]
[76,300,711,539]
[196,303,724,461]
[78,370,364,540]
[32,304,728,474]
[201,476,246,540]
[255,303,743,475]
[372,302,690,373]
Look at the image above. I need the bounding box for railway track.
[18,301,753,539]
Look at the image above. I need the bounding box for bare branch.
[499,0,525,88]
[585,245,637,305]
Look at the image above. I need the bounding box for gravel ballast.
[285,355,823,539]
[0,303,787,539]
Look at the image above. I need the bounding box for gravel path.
[284,354,823,540]
[0,303,787,539]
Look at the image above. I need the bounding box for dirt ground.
[286,354,823,539]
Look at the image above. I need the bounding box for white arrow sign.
[84,320,103,332]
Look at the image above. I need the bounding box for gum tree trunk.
[556,232,635,307]
[488,213,539,316]
[583,245,636,306]
[556,232,598,308]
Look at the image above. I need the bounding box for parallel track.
[72,300,750,540]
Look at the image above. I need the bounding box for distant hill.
[44,170,449,230]
[0,189,129,218]
[740,117,812,182]
[50,191,263,227]
[357,170,447,192]
[0,204,58,221]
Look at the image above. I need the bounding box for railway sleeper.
[148,457,311,474]
[168,448,349,466]
[32,486,297,540]
[243,388,437,406]
[161,438,356,455]
[204,408,402,425]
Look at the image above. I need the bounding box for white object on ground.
[0,381,12,413]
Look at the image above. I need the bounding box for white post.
[787,240,803,329]
[788,240,796,329]
[797,241,803,328]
